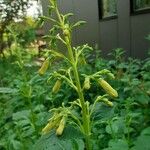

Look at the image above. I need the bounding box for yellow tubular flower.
[42,115,62,134]
[42,121,54,134]
[98,78,118,98]
[38,58,49,75]
[56,116,66,136]
[52,80,61,93]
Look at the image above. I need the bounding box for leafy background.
[0,45,150,150]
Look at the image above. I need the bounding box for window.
[98,0,118,20]
[131,0,150,13]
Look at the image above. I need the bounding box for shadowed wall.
[41,0,150,59]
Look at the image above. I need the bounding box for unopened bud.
[84,77,91,90]
[98,78,118,98]
[108,73,115,79]
[103,98,113,107]
[42,122,53,134]
[63,29,70,37]
[52,80,61,93]
[56,117,66,136]
[63,24,70,37]
[42,114,62,134]
[38,58,49,75]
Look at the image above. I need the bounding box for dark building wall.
[131,14,150,58]
[117,0,131,57]
[41,0,150,59]
[99,0,150,59]
[72,0,100,46]
[41,0,99,46]
[99,19,118,56]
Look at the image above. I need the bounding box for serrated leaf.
[92,103,115,121]
[104,139,128,150]
[34,126,84,150]
[0,87,18,94]
[12,110,30,120]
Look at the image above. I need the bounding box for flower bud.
[63,29,70,37]
[38,58,49,75]
[52,80,61,93]
[63,24,70,37]
[108,73,115,79]
[107,101,113,107]
[42,122,54,134]
[42,119,59,134]
[84,77,91,90]
[98,78,118,98]
[42,114,62,134]
[102,98,113,107]
[56,117,66,136]
[146,90,150,96]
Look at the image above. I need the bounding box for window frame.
[98,0,118,21]
[130,0,150,15]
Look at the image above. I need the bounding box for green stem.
[65,34,91,150]
[55,5,91,150]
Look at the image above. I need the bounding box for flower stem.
[55,5,91,150]
[65,36,91,150]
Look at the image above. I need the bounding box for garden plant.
[0,0,150,150]
[36,0,118,149]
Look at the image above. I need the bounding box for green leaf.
[12,110,30,121]
[92,103,115,121]
[34,126,84,150]
[141,126,150,136]
[72,21,86,28]
[131,78,141,86]
[0,87,18,94]
[131,135,150,150]
[131,127,150,150]
[12,140,23,150]
[64,13,74,20]
[104,139,128,150]
[135,93,149,104]
[105,118,128,136]
[72,139,84,150]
